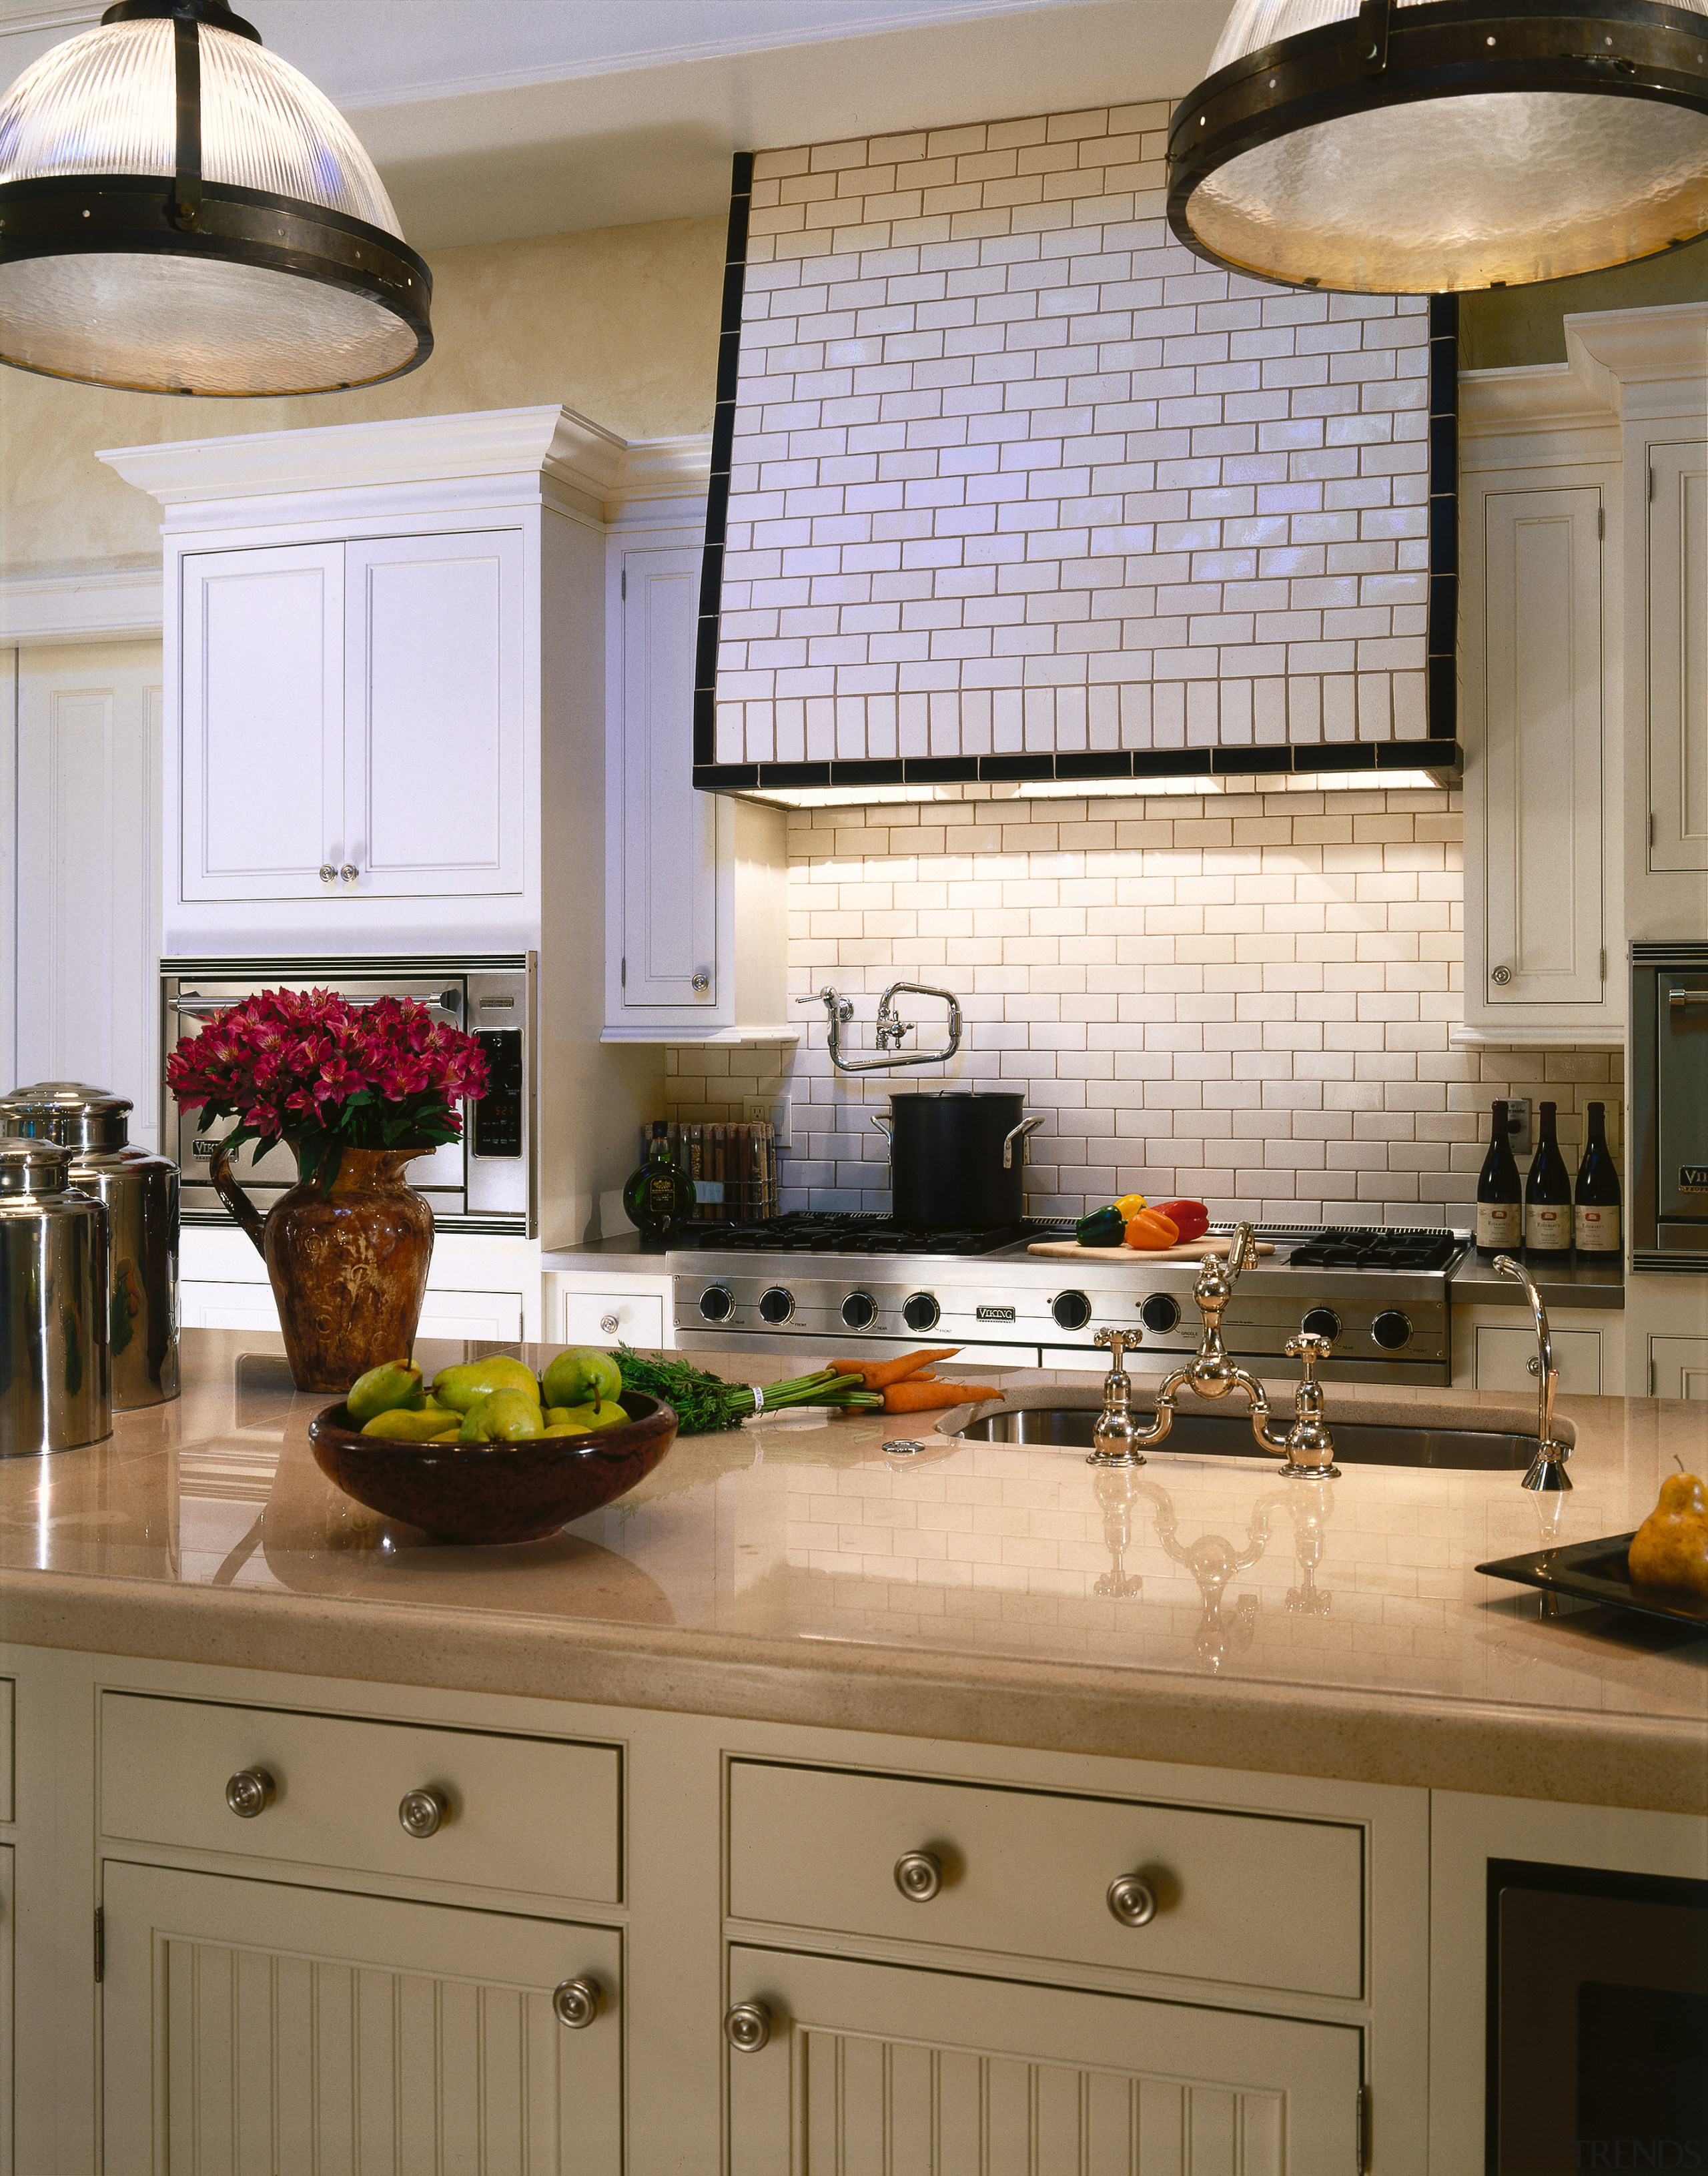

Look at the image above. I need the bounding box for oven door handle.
[169,986,464,1017]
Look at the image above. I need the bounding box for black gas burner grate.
[689,1212,1074,1258]
[1280,1226,1460,1273]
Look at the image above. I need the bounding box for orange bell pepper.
[1124,1208,1180,1250]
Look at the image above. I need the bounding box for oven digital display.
[473,1031,523,1158]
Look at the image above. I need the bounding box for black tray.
[1476,1531,1708,1629]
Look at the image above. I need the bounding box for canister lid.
[0,1138,73,1194]
[0,1081,131,1149]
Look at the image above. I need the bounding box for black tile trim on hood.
[695,159,1462,795]
[693,741,1464,796]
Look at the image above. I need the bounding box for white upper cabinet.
[345,529,526,897]
[181,542,346,901]
[616,547,719,1010]
[1647,438,1707,875]
[1480,485,1607,1013]
[604,528,790,1044]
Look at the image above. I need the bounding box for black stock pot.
[871,1092,1043,1230]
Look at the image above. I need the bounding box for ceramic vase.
[210,1142,434,1392]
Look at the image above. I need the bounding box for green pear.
[360,1404,462,1442]
[543,1401,626,1436]
[459,1389,545,1444]
[431,1357,542,1415]
[346,1358,423,1425]
[542,1348,623,1411]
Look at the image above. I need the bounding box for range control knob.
[841,1291,877,1331]
[1140,1293,1182,1335]
[1300,1307,1341,1343]
[1051,1290,1092,1331]
[758,1286,795,1325]
[1371,1309,1412,1351]
[699,1285,734,1323]
[903,1292,941,1333]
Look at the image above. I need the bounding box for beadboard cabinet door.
[1467,484,1613,1038]
[725,1946,1362,2175]
[179,542,345,903]
[101,1861,621,2174]
[1648,439,1707,874]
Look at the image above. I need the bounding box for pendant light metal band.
[100,0,260,42]
[171,13,199,232]
[1168,0,1708,282]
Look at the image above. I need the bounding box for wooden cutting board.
[1027,1237,1277,1263]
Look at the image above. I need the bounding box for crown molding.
[0,566,163,645]
[97,407,713,523]
[1565,301,1708,422]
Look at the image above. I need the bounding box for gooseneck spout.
[1492,1254,1573,1491]
[1086,1224,1340,1479]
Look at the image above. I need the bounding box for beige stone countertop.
[1,1331,1703,1813]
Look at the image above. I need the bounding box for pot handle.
[869,1113,893,1141]
[209,1138,268,1257]
[1001,1116,1044,1170]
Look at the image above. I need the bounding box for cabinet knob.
[691,968,711,995]
[552,1977,601,2029]
[600,1313,619,1336]
[398,1787,448,1838]
[225,1767,276,1818]
[893,1850,943,1902]
[319,865,336,887]
[1107,1874,1158,1928]
[339,863,360,887]
[1491,965,1512,986]
[725,2001,771,2052]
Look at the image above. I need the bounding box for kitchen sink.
[954,1407,1537,1471]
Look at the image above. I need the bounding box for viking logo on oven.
[976,1305,1017,1322]
[1682,1165,1708,1195]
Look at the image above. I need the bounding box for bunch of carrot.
[827,1347,1005,1414]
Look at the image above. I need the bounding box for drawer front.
[1476,1323,1601,1395]
[101,1694,620,1902]
[561,1289,665,1347]
[729,1761,1362,2000]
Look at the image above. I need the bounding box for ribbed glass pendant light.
[0,0,431,394]
[1170,0,1708,292]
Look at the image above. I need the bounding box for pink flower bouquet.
[167,988,490,1192]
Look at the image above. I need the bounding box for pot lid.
[1,1081,132,1149]
[887,1091,1024,1103]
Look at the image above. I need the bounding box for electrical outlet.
[743,1095,791,1148]
[1498,1097,1533,1156]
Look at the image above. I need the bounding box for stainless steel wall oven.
[1631,941,1708,1271]
[162,954,534,1234]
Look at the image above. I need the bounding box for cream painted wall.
[0,214,726,581]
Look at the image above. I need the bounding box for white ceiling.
[0,0,1228,247]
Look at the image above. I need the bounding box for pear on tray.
[1627,1472,1708,1597]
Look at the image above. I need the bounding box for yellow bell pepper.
[1114,1192,1148,1222]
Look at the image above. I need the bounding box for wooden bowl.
[307,1393,679,1545]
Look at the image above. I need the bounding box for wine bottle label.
[1525,1204,1570,1250]
[1476,1202,1519,1249]
[1573,1205,1619,1252]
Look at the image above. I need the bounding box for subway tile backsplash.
[716,106,1431,767]
[664,787,1623,1228]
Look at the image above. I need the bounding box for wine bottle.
[1474,1101,1522,1255]
[622,1120,695,1250]
[1524,1100,1572,1254]
[1573,1100,1622,1257]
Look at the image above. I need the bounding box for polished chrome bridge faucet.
[1492,1254,1573,1491]
[1090,1224,1340,1479]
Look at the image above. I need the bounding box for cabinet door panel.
[15,642,163,1145]
[1649,440,1708,871]
[727,1946,1356,2175]
[1482,488,1605,1007]
[181,545,344,899]
[620,549,719,1010]
[102,1862,620,2175]
[346,530,526,896]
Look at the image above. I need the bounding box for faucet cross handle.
[1284,1330,1333,1382]
[1094,1326,1136,1373]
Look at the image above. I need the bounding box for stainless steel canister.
[0,1083,179,1408]
[0,1139,111,1455]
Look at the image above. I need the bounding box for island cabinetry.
[177,527,527,908]
[603,528,791,1046]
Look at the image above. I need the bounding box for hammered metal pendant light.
[0,0,431,394]
[1170,0,1708,292]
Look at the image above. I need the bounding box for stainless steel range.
[672,1216,1468,1385]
